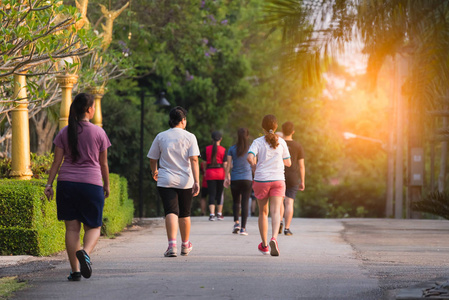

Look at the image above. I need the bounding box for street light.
[343,132,385,148]
[139,91,170,219]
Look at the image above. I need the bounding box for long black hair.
[262,114,279,149]
[68,93,94,162]
[211,131,222,165]
[236,128,249,157]
[169,106,187,128]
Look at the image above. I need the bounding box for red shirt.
[205,145,226,180]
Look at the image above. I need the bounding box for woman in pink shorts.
[247,115,291,256]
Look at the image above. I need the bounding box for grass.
[0,277,27,299]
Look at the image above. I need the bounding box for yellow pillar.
[10,74,33,180]
[55,75,78,129]
[88,86,105,127]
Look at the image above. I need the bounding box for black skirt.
[56,181,105,228]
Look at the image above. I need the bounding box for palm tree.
[264,0,449,213]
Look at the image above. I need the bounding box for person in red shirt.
[205,131,227,221]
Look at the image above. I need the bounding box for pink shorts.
[252,181,286,199]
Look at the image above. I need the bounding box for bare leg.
[179,217,191,242]
[217,204,223,215]
[165,213,178,240]
[209,204,215,215]
[257,198,269,246]
[284,196,294,229]
[280,198,285,224]
[200,197,207,215]
[65,220,81,272]
[82,224,101,255]
[270,196,283,239]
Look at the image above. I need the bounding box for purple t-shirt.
[53,122,111,186]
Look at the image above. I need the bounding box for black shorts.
[285,184,299,199]
[56,181,105,228]
[158,187,193,218]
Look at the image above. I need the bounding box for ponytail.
[68,93,94,162]
[262,115,279,149]
[236,128,249,157]
[210,131,222,166]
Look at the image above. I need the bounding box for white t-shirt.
[248,136,290,182]
[147,128,200,189]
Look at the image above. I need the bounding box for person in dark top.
[280,121,305,236]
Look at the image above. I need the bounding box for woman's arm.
[190,156,200,196]
[44,146,64,200]
[149,158,159,181]
[100,149,110,198]
[283,157,292,167]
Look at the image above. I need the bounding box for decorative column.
[10,74,33,180]
[88,86,105,127]
[55,74,78,129]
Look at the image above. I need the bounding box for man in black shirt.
[280,122,305,235]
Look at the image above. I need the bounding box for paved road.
[4,218,449,299]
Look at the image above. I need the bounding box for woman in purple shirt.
[45,93,111,281]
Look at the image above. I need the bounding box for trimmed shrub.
[0,174,134,256]
[101,174,134,237]
[0,180,65,255]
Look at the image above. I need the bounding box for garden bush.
[0,174,134,256]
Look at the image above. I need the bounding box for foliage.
[413,191,449,220]
[101,174,134,237]
[0,152,54,179]
[0,277,27,299]
[0,0,98,116]
[0,174,133,255]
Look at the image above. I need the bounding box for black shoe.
[232,223,240,234]
[279,222,283,234]
[76,250,92,279]
[284,228,293,236]
[67,271,81,281]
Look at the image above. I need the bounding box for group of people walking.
[44,94,304,281]
[149,107,305,258]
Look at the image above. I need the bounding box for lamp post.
[139,91,170,218]
[343,132,394,217]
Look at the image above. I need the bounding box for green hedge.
[101,174,134,237]
[0,174,134,256]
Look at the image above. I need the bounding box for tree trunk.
[31,110,57,155]
[438,116,447,193]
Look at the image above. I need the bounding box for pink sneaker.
[269,238,280,256]
[258,243,269,255]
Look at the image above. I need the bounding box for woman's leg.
[65,220,82,272]
[257,198,269,246]
[240,181,252,229]
[178,188,193,242]
[215,180,225,215]
[269,196,283,240]
[82,224,101,255]
[230,182,241,223]
[166,213,179,240]
[207,180,217,215]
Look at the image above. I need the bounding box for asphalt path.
[6,217,449,300]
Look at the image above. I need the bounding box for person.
[247,115,291,256]
[44,93,111,281]
[199,160,208,216]
[205,131,227,221]
[280,121,305,236]
[148,106,200,257]
[225,128,252,235]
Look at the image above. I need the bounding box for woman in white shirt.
[247,115,291,256]
[148,106,200,257]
